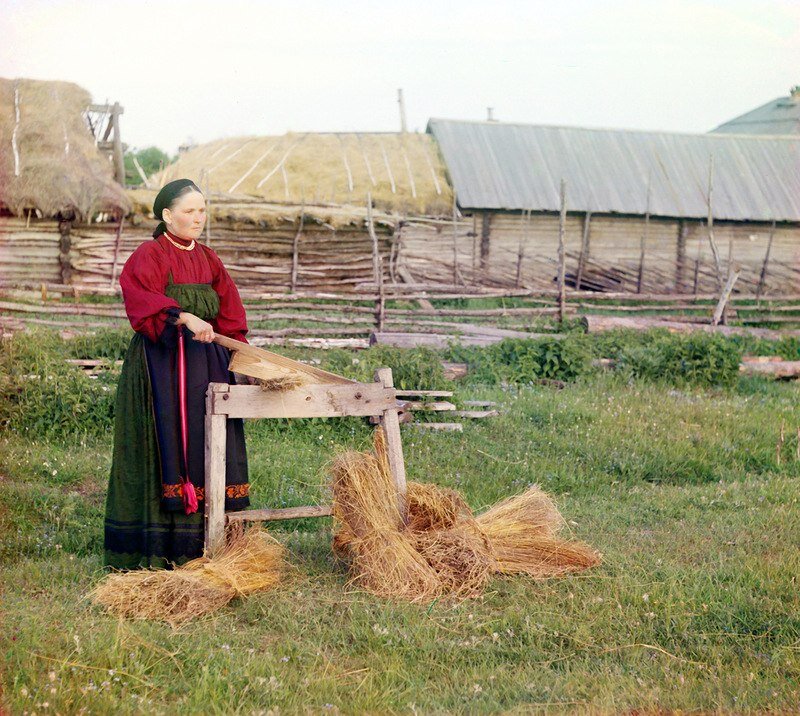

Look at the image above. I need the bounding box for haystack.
[330,427,600,603]
[89,525,285,627]
[0,77,129,220]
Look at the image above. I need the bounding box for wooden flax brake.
[204,336,407,556]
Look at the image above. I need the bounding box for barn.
[427,118,800,294]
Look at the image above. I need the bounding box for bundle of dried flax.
[89,525,285,627]
[330,427,600,603]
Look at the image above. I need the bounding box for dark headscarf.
[152,179,202,238]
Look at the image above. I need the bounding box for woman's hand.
[178,312,215,343]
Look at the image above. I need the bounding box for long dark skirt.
[103,331,249,570]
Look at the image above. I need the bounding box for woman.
[103,179,250,570]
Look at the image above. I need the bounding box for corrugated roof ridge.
[427,117,799,143]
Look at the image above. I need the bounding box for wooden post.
[471,215,478,275]
[376,257,386,331]
[109,217,125,288]
[480,212,491,272]
[111,102,125,186]
[693,231,703,296]
[557,179,567,323]
[388,222,400,284]
[58,218,72,285]
[368,193,380,283]
[204,383,229,557]
[397,88,408,133]
[290,201,304,292]
[515,209,529,288]
[367,194,385,330]
[576,211,591,291]
[375,367,407,520]
[637,174,651,293]
[756,219,776,301]
[676,220,687,292]
[452,192,460,285]
[706,155,723,288]
[711,265,741,326]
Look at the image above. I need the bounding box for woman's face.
[163,190,206,239]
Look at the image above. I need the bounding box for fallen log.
[739,361,800,378]
[370,331,564,349]
[581,315,800,340]
[741,356,785,364]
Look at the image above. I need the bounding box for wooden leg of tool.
[375,367,408,521]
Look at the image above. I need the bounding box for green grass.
[1,358,800,711]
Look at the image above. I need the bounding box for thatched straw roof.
[0,78,129,220]
[126,188,401,231]
[153,132,452,217]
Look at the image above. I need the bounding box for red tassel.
[182,479,199,515]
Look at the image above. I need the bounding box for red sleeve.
[204,246,249,343]
[119,242,180,343]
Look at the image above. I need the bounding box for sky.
[2,0,798,154]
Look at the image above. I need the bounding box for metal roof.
[427,119,800,222]
[711,92,800,136]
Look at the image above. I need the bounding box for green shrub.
[0,332,116,440]
[615,331,742,387]
[447,335,593,385]
[65,328,133,361]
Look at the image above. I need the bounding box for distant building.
[427,118,800,294]
[711,86,800,136]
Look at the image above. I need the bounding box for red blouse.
[119,232,249,344]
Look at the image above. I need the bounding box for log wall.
[2,212,799,295]
[402,212,800,295]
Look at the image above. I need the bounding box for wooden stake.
[290,200,305,292]
[472,215,478,275]
[515,209,528,288]
[637,174,651,293]
[576,211,591,291]
[777,419,785,466]
[452,192,460,285]
[108,217,125,289]
[367,194,385,329]
[480,212,491,272]
[756,219,776,301]
[557,179,567,323]
[706,156,723,288]
[676,220,688,292]
[711,266,741,326]
[397,88,408,133]
[111,102,125,185]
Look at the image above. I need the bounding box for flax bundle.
[89,525,285,627]
[475,488,601,577]
[330,426,600,603]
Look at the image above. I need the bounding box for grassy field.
[1,335,800,713]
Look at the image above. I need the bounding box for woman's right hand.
[178,312,215,343]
